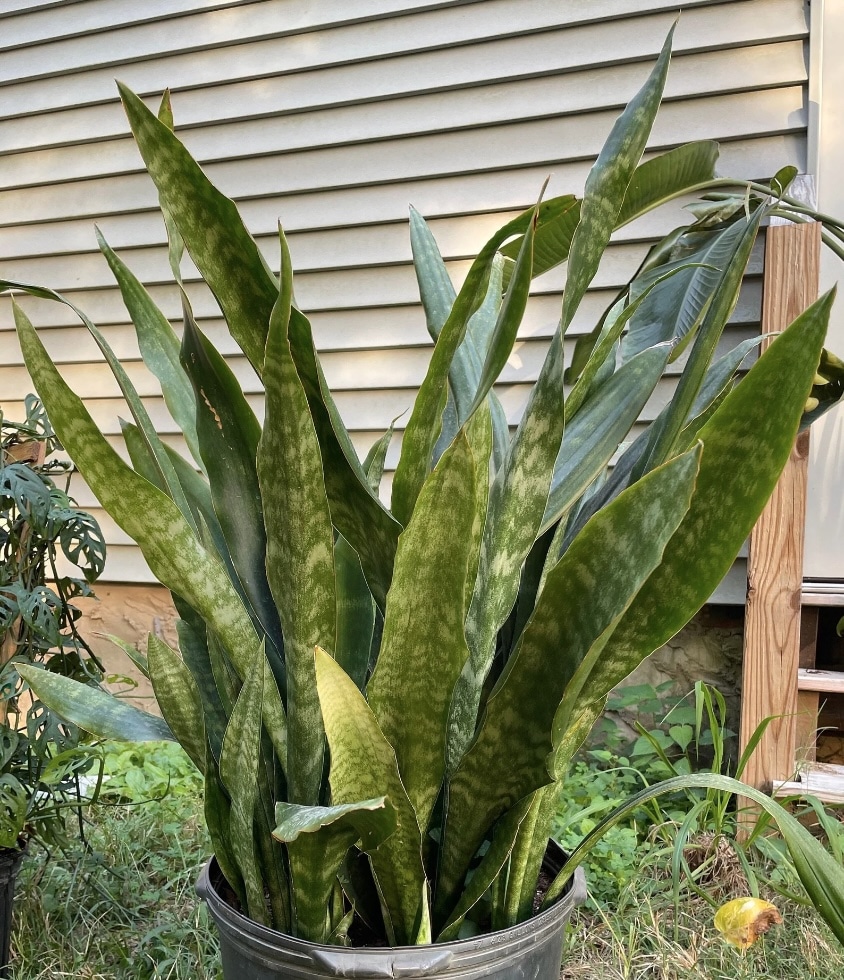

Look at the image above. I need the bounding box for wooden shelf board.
[775,762,844,805]
[797,668,844,694]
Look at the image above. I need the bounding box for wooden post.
[739,188,820,795]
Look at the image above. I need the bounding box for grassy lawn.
[10,741,844,979]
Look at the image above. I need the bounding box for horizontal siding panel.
[0,132,801,233]
[0,83,806,192]
[0,0,799,97]
[0,32,805,157]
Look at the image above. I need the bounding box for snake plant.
[10,30,844,947]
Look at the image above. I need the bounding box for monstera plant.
[8,28,844,976]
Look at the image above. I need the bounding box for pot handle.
[308,948,454,977]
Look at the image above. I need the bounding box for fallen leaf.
[714,897,782,950]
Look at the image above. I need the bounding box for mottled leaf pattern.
[315,649,425,945]
[259,262,336,805]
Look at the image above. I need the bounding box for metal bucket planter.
[198,843,586,980]
[0,844,25,979]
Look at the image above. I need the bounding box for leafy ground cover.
[9,724,844,979]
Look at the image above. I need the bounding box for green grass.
[11,744,220,980]
[563,884,844,979]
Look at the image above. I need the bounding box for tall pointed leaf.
[180,315,284,658]
[560,26,675,334]
[14,305,261,680]
[315,649,425,946]
[219,643,268,924]
[368,431,480,832]
[258,261,336,805]
[119,83,277,376]
[96,229,202,469]
[17,664,173,742]
[146,634,205,772]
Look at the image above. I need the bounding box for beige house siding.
[0,0,809,593]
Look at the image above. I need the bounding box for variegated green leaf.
[438,446,700,914]
[468,202,537,416]
[633,208,763,477]
[146,633,205,773]
[119,83,277,376]
[392,199,572,526]
[3,283,194,525]
[315,648,425,946]
[275,798,396,943]
[180,315,284,660]
[368,431,480,832]
[335,535,375,692]
[436,795,534,940]
[204,744,246,909]
[220,643,268,924]
[96,229,202,469]
[500,785,556,927]
[575,290,835,712]
[17,664,173,742]
[175,612,229,763]
[560,27,675,333]
[289,307,401,609]
[363,424,395,494]
[259,262,336,805]
[540,345,670,534]
[447,328,566,773]
[13,308,285,745]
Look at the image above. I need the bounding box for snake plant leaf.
[634,208,764,478]
[314,648,425,946]
[96,631,150,679]
[367,431,480,833]
[96,229,202,469]
[502,785,557,926]
[204,744,246,910]
[146,633,205,773]
[156,89,189,282]
[438,445,701,914]
[542,772,844,950]
[220,642,268,924]
[274,799,395,848]
[174,611,231,764]
[469,200,537,417]
[579,290,835,714]
[363,424,395,494]
[14,305,264,676]
[435,795,534,941]
[334,534,375,693]
[121,422,240,607]
[275,798,397,943]
[501,142,719,281]
[391,198,573,526]
[2,283,194,526]
[17,664,173,742]
[410,211,510,465]
[621,215,758,364]
[180,315,284,659]
[561,25,674,334]
[118,83,277,377]
[540,344,671,535]
[448,328,566,773]
[289,307,400,609]
[259,272,336,806]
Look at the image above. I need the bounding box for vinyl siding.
[0,0,809,594]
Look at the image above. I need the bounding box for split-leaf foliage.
[13,31,844,949]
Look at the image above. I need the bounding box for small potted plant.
[10,29,844,978]
[0,398,106,975]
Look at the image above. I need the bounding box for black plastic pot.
[0,844,25,979]
[198,843,586,980]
